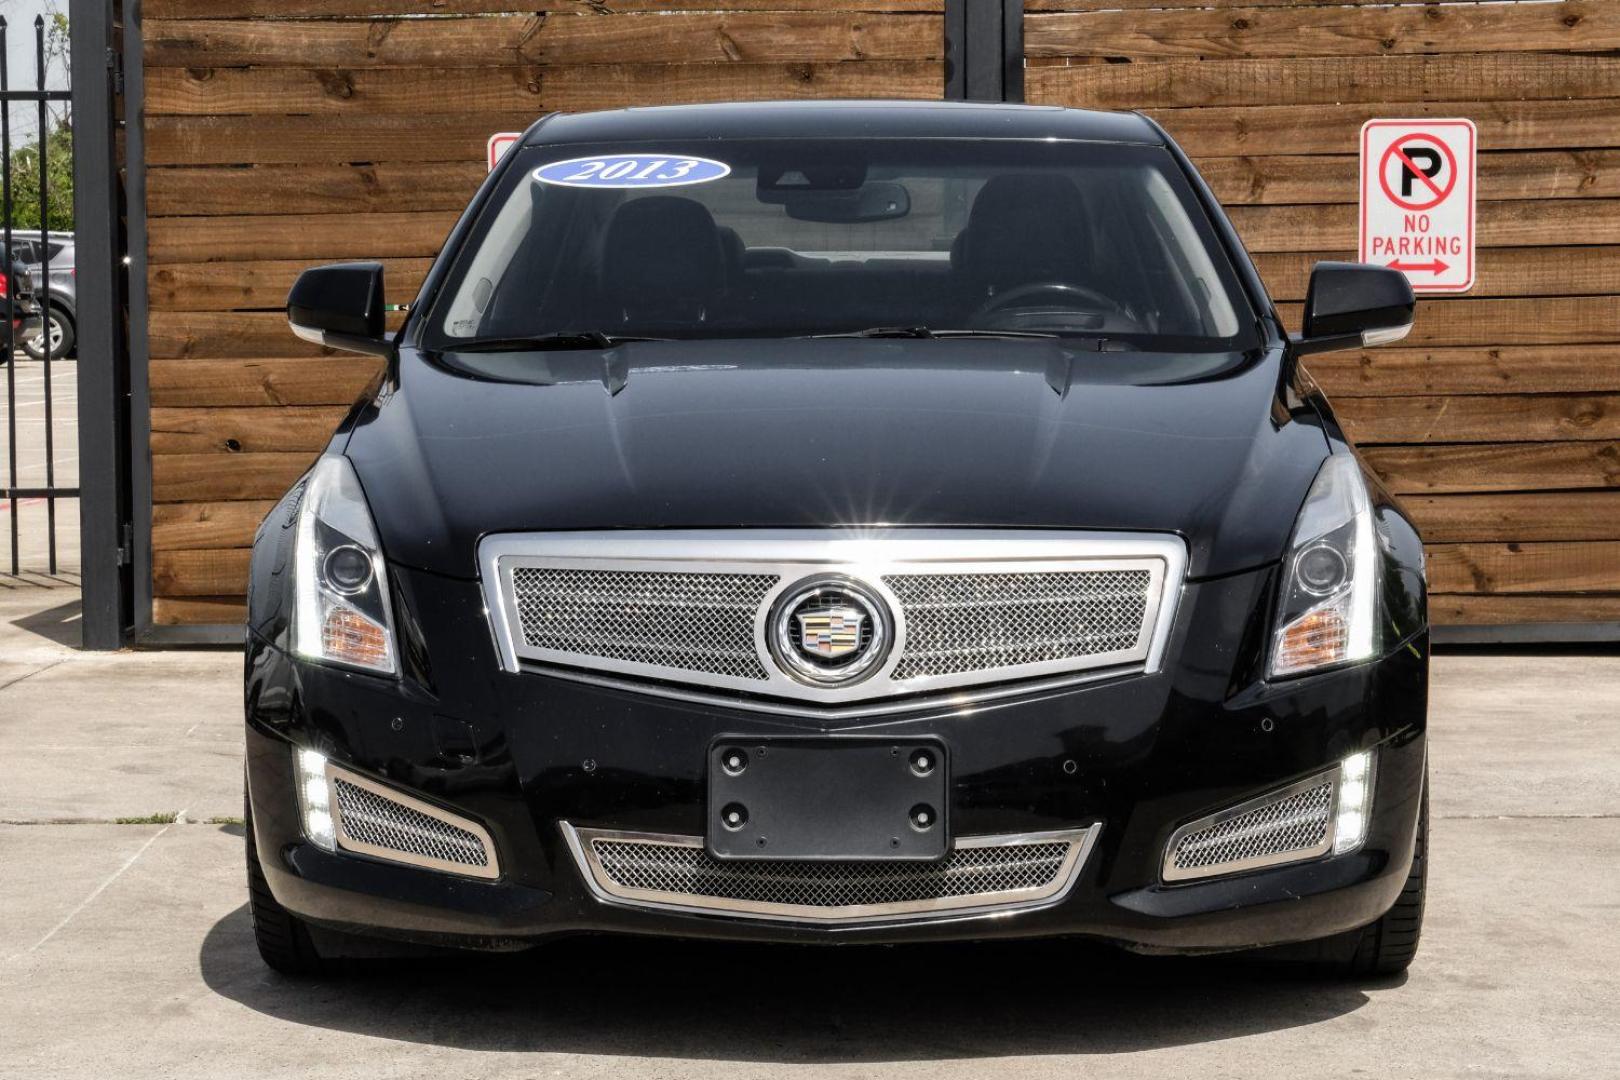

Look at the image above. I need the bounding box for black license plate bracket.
[706,736,948,861]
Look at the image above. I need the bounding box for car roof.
[524,100,1164,148]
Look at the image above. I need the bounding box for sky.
[0,0,68,145]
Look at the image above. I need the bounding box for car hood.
[344,339,1329,580]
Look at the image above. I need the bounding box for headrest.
[600,196,725,322]
[954,174,1092,295]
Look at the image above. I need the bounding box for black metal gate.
[0,2,131,647]
[0,15,75,580]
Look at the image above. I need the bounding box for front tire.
[1272,773,1428,977]
[1340,778,1428,975]
[22,308,73,361]
[244,792,331,977]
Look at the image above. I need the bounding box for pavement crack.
[0,658,66,693]
[1437,812,1620,820]
[5,811,183,964]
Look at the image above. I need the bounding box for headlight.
[292,455,397,675]
[1269,455,1379,678]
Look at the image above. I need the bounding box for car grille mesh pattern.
[1169,780,1334,874]
[511,567,779,681]
[884,570,1153,680]
[588,836,1071,913]
[332,777,491,871]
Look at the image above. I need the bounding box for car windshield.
[422,138,1258,354]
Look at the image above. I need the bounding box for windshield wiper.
[810,327,1063,341]
[439,332,664,353]
[811,326,938,339]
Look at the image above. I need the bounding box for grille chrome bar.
[482,530,1186,706]
[563,823,1101,924]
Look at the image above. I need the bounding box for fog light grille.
[566,824,1099,923]
[1162,765,1359,883]
[327,768,499,880]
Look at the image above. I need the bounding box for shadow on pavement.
[199,904,1378,1060]
[7,597,81,648]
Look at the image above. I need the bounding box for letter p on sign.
[1359,119,1477,293]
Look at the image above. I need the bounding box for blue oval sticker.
[533,154,731,190]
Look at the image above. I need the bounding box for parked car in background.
[0,249,40,363]
[4,232,74,360]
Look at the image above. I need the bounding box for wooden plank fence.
[140,0,945,626]
[141,0,1618,633]
[1029,0,1620,631]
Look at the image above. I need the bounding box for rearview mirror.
[779,182,911,224]
[287,263,391,358]
[1291,262,1415,357]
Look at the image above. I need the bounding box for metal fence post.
[70,0,131,648]
[945,0,1023,103]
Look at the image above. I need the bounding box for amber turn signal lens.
[1275,607,1349,673]
[321,608,390,670]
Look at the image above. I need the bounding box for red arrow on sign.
[1387,258,1450,275]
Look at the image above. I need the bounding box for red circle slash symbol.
[1378,134,1457,212]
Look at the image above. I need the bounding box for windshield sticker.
[533,154,731,190]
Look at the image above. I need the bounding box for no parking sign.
[487,131,521,171]
[1359,119,1476,293]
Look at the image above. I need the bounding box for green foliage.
[6,124,74,232]
[114,811,179,825]
[5,8,74,231]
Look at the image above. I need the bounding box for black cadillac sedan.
[245,101,1428,977]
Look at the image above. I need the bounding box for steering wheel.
[971,281,1124,324]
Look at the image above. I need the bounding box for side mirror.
[287,263,391,357]
[1290,262,1415,357]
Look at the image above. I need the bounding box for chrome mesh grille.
[511,567,779,681]
[1170,780,1333,875]
[332,777,490,871]
[590,837,1069,911]
[884,570,1153,680]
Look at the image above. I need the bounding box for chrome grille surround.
[563,823,1101,924]
[325,764,499,880]
[482,530,1186,706]
[1162,766,1350,884]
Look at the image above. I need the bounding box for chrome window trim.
[562,822,1102,925]
[1159,763,1359,885]
[326,763,501,881]
[480,529,1186,706]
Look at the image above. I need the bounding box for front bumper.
[245,562,1427,953]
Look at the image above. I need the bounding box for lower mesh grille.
[1164,777,1335,882]
[568,826,1098,922]
[331,773,497,879]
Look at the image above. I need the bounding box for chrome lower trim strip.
[523,660,1143,719]
[562,823,1101,925]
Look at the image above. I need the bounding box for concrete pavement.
[1,356,80,577]
[1,586,1617,1078]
